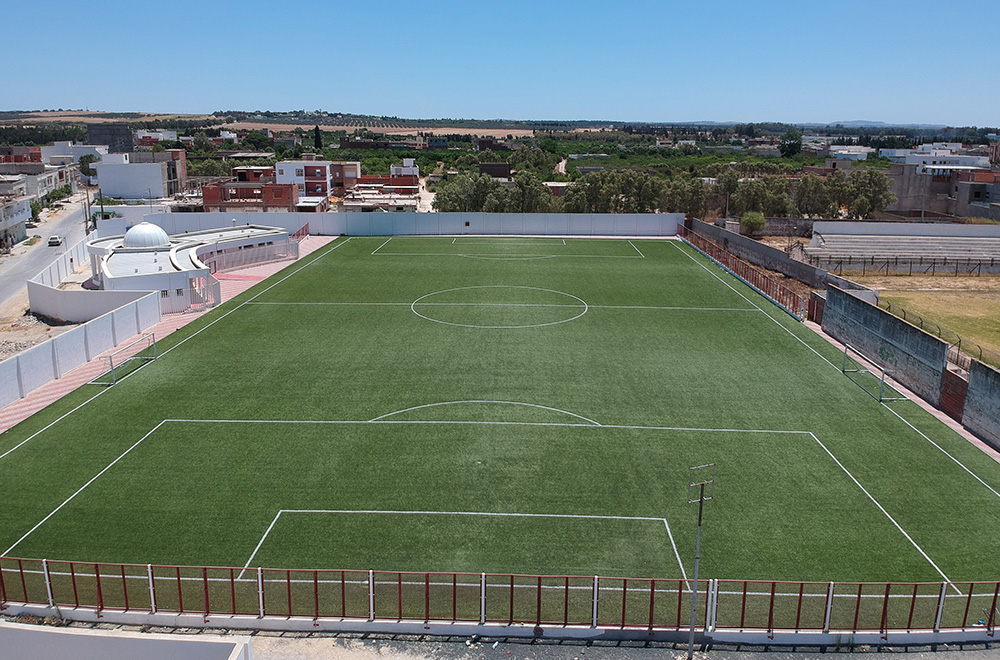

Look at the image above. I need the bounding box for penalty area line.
[239,509,689,589]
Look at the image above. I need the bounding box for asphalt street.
[0,197,89,309]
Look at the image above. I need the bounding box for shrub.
[740,211,766,234]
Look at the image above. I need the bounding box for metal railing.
[3,556,997,638]
[678,225,808,320]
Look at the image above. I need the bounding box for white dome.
[123,222,170,249]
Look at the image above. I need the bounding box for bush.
[740,211,766,234]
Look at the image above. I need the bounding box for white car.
[48,235,64,246]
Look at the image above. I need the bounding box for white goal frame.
[88,333,158,386]
[840,343,908,403]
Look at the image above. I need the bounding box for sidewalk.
[0,235,335,434]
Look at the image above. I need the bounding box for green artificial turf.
[2,236,999,586]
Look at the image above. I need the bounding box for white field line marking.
[0,237,353,464]
[808,432,959,593]
[2,420,168,556]
[368,400,602,425]
[373,252,642,259]
[628,240,645,258]
[450,238,567,246]
[240,509,689,589]
[371,237,392,255]
[671,241,1000,503]
[176,416,951,583]
[246,302,757,312]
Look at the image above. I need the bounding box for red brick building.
[202,181,298,212]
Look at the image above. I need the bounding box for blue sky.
[6,0,997,126]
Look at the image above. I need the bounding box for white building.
[93,152,186,199]
[0,162,76,199]
[879,146,990,172]
[136,129,178,142]
[830,146,876,161]
[390,158,419,178]
[87,221,290,313]
[39,141,109,165]
[1,195,32,247]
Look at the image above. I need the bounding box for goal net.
[89,333,158,386]
[840,343,908,403]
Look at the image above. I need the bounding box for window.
[295,169,304,177]
[278,169,284,176]
[161,290,169,298]
[176,288,184,296]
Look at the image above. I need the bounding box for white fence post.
[480,573,486,624]
[368,570,375,621]
[708,579,718,631]
[42,559,54,607]
[591,576,599,628]
[823,582,834,633]
[257,567,264,618]
[934,582,948,633]
[147,565,156,613]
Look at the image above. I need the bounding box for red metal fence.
[677,225,808,320]
[2,557,997,636]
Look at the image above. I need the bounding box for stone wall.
[963,361,1000,450]
[821,286,948,406]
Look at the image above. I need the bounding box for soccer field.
[3,236,1000,586]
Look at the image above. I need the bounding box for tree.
[824,170,852,216]
[740,211,766,234]
[778,129,802,158]
[78,154,98,177]
[30,200,41,220]
[242,131,271,150]
[564,170,662,214]
[793,173,830,217]
[848,168,896,218]
[313,125,322,150]
[716,167,739,217]
[432,173,500,212]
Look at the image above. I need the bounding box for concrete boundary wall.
[31,237,89,288]
[963,361,1000,449]
[27,281,152,323]
[691,220,870,293]
[96,212,681,239]
[0,291,161,409]
[812,221,1000,238]
[821,286,948,405]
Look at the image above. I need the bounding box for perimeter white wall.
[812,221,1000,238]
[0,291,161,411]
[27,281,153,323]
[96,212,681,239]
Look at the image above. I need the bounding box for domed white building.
[87,221,292,313]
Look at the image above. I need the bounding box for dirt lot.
[0,290,75,363]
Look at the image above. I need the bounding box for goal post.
[840,343,908,403]
[89,333,158,386]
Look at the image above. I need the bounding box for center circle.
[411,286,588,329]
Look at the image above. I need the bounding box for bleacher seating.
[805,233,1000,263]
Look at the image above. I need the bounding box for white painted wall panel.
[0,359,22,408]
[51,327,88,378]
[17,342,56,396]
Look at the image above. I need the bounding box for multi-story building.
[427,136,448,149]
[202,181,298,212]
[233,166,275,183]
[1,195,32,248]
[93,150,187,199]
[275,158,360,197]
[0,162,77,199]
[136,129,179,147]
[87,124,134,153]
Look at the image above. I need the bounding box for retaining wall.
[821,286,948,406]
[692,220,868,292]
[27,281,152,323]
[963,361,1000,450]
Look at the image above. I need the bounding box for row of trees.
[432,166,897,219]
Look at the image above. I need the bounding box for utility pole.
[687,463,715,660]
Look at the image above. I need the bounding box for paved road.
[0,198,89,309]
